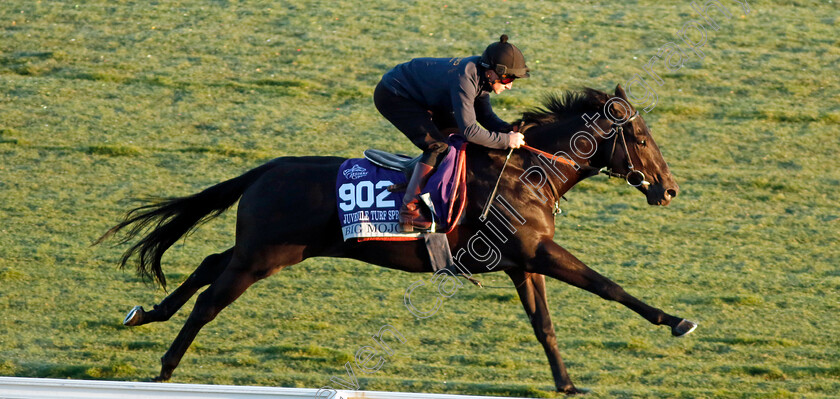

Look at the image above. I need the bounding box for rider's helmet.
[479,34,530,79]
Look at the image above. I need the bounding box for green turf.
[1,1,838,398]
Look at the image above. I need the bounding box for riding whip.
[480,147,514,220]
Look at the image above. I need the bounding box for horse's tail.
[95,160,278,289]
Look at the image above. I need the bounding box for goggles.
[497,75,515,85]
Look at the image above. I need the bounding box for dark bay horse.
[98,85,696,394]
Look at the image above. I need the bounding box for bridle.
[600,110,651,188]
[484,113,650,219]
[518,110,650,189]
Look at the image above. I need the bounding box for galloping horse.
[98,85,695,394]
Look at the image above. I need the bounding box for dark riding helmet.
[480,34,530,79]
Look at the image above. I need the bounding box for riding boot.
[399,163,435,232]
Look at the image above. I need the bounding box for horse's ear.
[615,84,628,100]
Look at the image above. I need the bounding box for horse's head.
[600,85,679,206]
[519,86,679,206]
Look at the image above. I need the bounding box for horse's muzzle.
[647,182,679,206]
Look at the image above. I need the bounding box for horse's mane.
[519,88,610,126]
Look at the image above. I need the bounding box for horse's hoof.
[151,375,169,382]
[560,386,589,395]
[123,306,145,326]
[672,319,698,337]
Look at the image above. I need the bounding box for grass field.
[1,1,839,398]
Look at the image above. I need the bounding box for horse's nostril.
[667,189,678,198]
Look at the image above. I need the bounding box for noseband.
[600,110,650,188]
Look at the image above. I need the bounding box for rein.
[515,110,647,210]
[520,144,578,167]
[520,110,649,188]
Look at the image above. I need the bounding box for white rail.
[0,377,532,399]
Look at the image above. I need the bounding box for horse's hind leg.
[124,249,233,327]
[154,246,301,381]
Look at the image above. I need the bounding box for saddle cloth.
[336,137,468,241]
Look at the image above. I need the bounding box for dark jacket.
[380,56,513,149]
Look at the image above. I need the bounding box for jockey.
[374,35,529,232]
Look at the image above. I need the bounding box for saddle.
[337,138,467,240]
[363,149,421,178]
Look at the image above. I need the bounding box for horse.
[97,85,696,394]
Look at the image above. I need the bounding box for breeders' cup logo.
[343,164,368,180]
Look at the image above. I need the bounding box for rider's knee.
[421,142,450,167]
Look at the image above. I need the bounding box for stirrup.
[405,193,437,233]
[399,201,432,232]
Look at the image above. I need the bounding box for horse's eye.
[639,140,647,146]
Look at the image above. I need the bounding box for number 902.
[338,181,396,211]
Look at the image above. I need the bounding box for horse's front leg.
[506,268,582,395]
[528,240,696,336]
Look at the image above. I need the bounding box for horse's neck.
[523,120,606,169]
[520,119,611,194]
